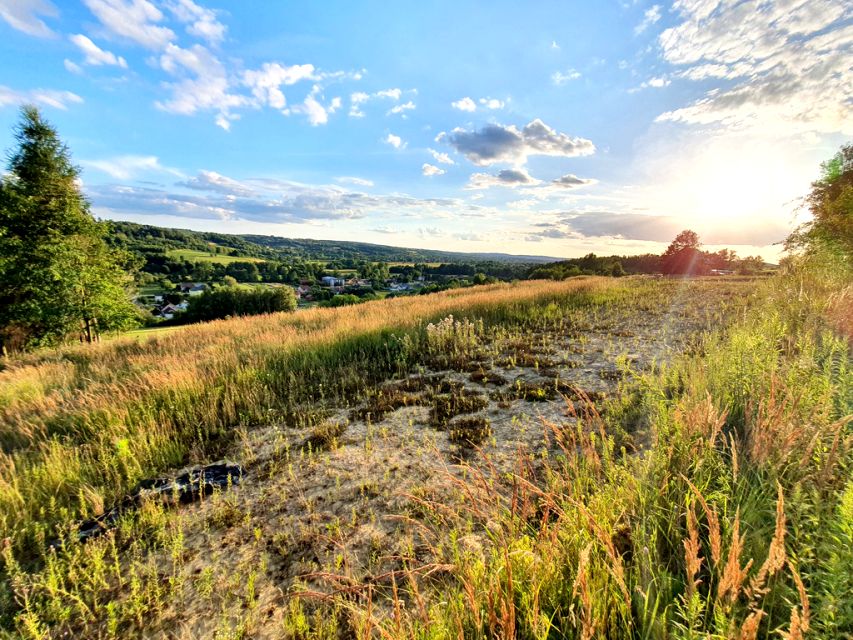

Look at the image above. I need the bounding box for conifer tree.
[0,106,137,351]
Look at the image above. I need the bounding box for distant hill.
[107,221,562,265]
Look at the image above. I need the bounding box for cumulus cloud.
[243,62,315,109]
[376,88,402,100]
[69,34,127,67]
[0,85,83,110]
[479,97,505,109]
[388,100,415,116]
[75,0,352,130]
[635,4,661,35]
[384,133,404,149]
[0,0,58,37]
[348,88,407,117]
[451,97,477,112]
[284,84,340,125]
[551,173,597,188]
[164,0,226,44]
[466,168,540,189]
[82,0,175,49]
[422,163,445,177]
[657,0,853,135]
[82,154,182,180]
[428,148,454,165]
[551,68,581,85]
[439,119,595,166]
[155,43,247,128]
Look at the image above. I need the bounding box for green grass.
[166,249,266,265]
[0,273,849,638]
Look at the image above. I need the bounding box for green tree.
[661,229,707,275]
[787,144,852,262]
[0,106,137,351]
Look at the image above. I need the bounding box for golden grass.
[0,277,630,547]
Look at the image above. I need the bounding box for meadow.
[165,249,267,265]
[0,270,850,638]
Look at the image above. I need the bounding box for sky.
[0,0,850,261]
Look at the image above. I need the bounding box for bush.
[182,286,296,322]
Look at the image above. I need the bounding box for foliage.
[662,229,707,275]
[787,143,853,265]
[181,286,297,322]
[0,107,137,351]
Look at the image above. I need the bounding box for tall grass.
[0,278,671,614]
[335,269,851,638]
[2,272,847,638]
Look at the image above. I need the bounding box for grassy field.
[118,325,186,341]
[0,272,850,638]
[166,249,266,265]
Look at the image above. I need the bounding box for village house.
[179,282,208,295]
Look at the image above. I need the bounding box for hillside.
[107,220,562,265]
[1,271,849,638]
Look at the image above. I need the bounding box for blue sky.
[1,0,850,260]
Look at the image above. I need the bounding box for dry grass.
[1,273,849,638]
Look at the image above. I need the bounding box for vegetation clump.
[350,388,425,422]
[302,421,348,452]
[430,390,489,427]
[182,285,297,322]
[447,416,492,446]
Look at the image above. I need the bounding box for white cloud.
[466,168,540,189]
[428,148,454,165]
[634,4,661,35]
[550,40,560,50]
[82,154,182,180]
[375,88,402,100]
[630,75,671,92]
[551,68,581,85]
[657,0,853,135]
[348,88,407,117]
[451,96,477,112]
[388,100,415,116]
[69,34,128,67]
[75,0,354,130]
[243,62,315,109]
[88,172,465,224]
[82,0,175,50]
[179,169,253,196]
[155,43,247,129]
[384,133,404,149]
[164,0,226,44]
[287,85,336,126]
[0,85,83,110]
[422,163,445,177]
[336,176,374,187]
[479,97,505,110]
[0,0,58,37]
[64,59,83,74]
[440,118,595,166]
